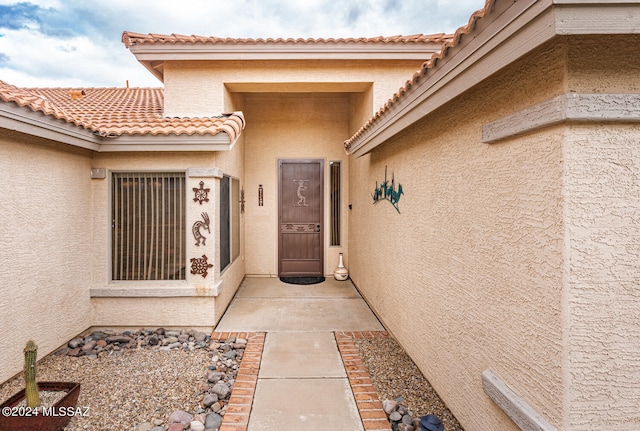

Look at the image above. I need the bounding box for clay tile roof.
[344,0,495,150]
[0,80,244,141]
[122,31,453,48]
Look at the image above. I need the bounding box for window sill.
[91,280,223,298]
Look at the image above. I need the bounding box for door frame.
[277,158,325,277]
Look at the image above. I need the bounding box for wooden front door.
[278,159,324,277]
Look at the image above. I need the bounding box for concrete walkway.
[214,277,390,431]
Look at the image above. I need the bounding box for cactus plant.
[23,340,41,409]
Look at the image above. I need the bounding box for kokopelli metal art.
[193,212,210,246]
[293,179,309,207]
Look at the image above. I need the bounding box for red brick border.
[335,331,392,431]
[211,332,266,431]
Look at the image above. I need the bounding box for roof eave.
[346,0,640,157]
[0,103,239,152]
[127,42,445,82]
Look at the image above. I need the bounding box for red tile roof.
[0,80,244,141]
[121,32,453,48]
[344,0,495,151]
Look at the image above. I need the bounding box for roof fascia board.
[348,0,640,157]
[128,42,443,61]
[553,0,640,34]
[99,133,234,152]
[0,103,102,151]
[348,0,554,157]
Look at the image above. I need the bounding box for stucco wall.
[348,41,568,430]
[163,60,422,117]
[562,35,640,431]
[242,93,350,276]
[0,133,93,383]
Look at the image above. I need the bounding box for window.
[330,161,341,246]
[220,175,241,272]
[111,172,186,280]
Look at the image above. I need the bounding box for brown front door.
[278,159,324,277]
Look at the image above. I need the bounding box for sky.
[0,0,484,88]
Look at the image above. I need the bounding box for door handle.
[316,224,321,232]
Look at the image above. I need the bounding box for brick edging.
[335,331,392,431]
[211,331,266,431]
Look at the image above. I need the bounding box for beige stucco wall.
[350,34,640,431]
[242,93,351,276]
[0,132,93,384]
[562,35,640,430]
[348,41,568,430]
[163,60,423,117]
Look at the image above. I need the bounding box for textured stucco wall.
[562,35,640,431]
[348,41,568,430]
[242,93,351,276]
[0,133,93,384]
[163,60,422,117]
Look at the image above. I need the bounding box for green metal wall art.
[372,166,403,213]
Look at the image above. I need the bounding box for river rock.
[205,413,223,429]
[202,393,218,407]
[190,420,205,431]
[168,410,193,426]
[211,382,230,398]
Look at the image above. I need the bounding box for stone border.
[213,332,265,431]
[335,331,393,431]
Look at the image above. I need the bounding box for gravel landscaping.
[1,330,464,431]
[355,336,465,431]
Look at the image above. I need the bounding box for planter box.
[0,382,81,431]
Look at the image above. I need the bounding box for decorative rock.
[81,340,97,352]
[402,414,414,425]
[68,338,84,349]
[154,327,165,335]
[107,335,132,344]
[202,393,218,407]
[205,412,223,429]
[167,423,185,431]
[211,382,230,398]
[190,420,205,431]
[150,427,164,431]
[165,330,181,338]
[178,334,190,343]
[383,399,399,415]
[207,371,224,383]
[96,339,108,348]
[398,424,414,431]
[389,411,403,422]
[147,335,160,346]
[211,402,222,413]
[168,410,193,426]
[194,331,208,342]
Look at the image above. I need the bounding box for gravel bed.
[354,336,465,431]
[0,348,211,430]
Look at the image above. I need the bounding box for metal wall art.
[193,181,210,205]
[240,188,245,214]
[372,166,404,213]
[190,255,213,278]
[293,179,309,207]
[192,212,210,246]
[258,184,264,206]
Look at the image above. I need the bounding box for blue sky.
[0,0,483,88]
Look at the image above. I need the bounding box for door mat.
[279,276,326,285]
